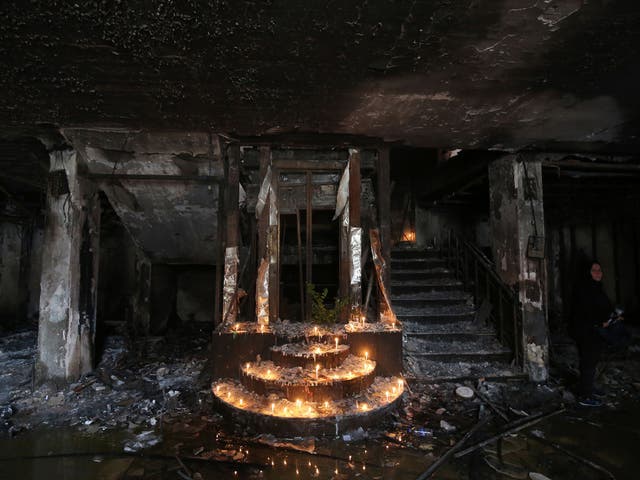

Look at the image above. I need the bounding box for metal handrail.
[444,230,524,368]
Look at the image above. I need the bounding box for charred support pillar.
[36,150,101,383]
[256,148,278,324]
[376,147,391,289]
[348,149,362,315]
[221,144,240,327]
[489,154,549,382]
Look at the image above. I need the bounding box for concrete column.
[36,150,101,383]
[488,154,549,382]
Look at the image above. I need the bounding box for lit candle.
[398,379,403,390]
[314,326,319,339]
[315,364,320,380]
[361,403,368,411]
[385,391,390,401]
[246,362,250,372]
[239,398,244,406]
[271,403,275,414]
[392,386,397,394]
[296,399,302,408]
[284,406,288,415]
[364,351,369,363]
[234,323,239,331]
[335,337,339,350]
[260,324,265,333]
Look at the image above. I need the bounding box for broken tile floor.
[1,325,639,480]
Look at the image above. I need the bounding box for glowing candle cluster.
[241,355,376,386]
[227,322,272,334]
[212,376,405,419]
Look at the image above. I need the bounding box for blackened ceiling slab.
[1,1,639,152]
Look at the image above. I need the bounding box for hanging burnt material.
[333,159,350,221]
[255,165,272,219]
[350,227,362,286]
[370,228,398,325]
[222,246,239,327]
[256,257,270,325]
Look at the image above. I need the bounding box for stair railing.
[444,230,524,369]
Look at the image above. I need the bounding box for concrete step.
[403,331,496,341]
[402,320,492,335]
[403,357,523,383]
[392,291,471,307]
[391,279,463,294]
[404,336,512,363]
[391,258,447,269]
[396,304,475,324]
[391,248,441,260]
[392,268,453,281]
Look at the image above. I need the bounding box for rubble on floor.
[0,324,639,479]
[0,324,212,442]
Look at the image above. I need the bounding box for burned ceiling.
[1,0,639,152]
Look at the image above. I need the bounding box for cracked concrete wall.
[489,154,549,382]
[36,150,101,383]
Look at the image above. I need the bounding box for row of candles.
[213,377,405,418]
[242,353,375,383]
[228,317,400,336]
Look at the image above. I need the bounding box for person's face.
[590,263,603,282]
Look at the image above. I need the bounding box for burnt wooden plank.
[377,147,391,289]
[349,149,362,313]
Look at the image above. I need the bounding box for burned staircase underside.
[392,247,521,382]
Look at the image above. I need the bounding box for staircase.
[391,246,522,382]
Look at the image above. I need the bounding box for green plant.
[305,283,349,324]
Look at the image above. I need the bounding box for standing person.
[572,261,612,407]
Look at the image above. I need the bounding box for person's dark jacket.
[572,278,612,342]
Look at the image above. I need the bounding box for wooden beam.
[257,146,270,261]
[349,149,362,313]
[268,168,280,324]
[543,159,640,172]
[376,147,391,288]
[273,159,346,171]
[86,173,222,183]
[226,145,240,249]
[305,172,313,322]
[213,175,224,327]
[349,149,361,228]
[220,144,240,326]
